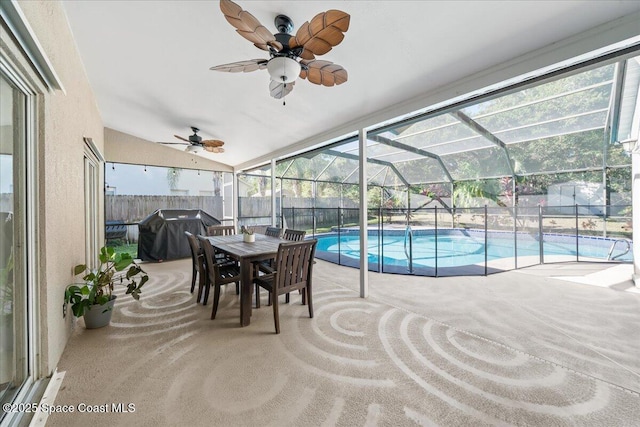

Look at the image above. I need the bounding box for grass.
[107,241,138,259]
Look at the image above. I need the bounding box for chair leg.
[190,263,196,293]
[307,284,313,318]
[235,282,240,295]
[285,292,290,304]
[197,271,206,304]
[255,285,260,308]
[272,291,280,334]
[203,278,211,305]
[211,285,221,319]
[301,288,306,305]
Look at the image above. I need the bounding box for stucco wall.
[2,0,104,375]
[105,127,233,172]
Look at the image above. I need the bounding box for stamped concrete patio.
[44,259,639,426]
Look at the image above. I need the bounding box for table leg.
[240,259,253,326]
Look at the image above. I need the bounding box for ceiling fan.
[160,127,225,153]
[210,0,350,102]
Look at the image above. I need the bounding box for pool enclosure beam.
[368,134,454,183]
[632,143,640,287]
[449,110,517,179]
[271,158,276,227]
[359,128,368,298]
[324,149,411,187]
[450,110,518,207]
[603,61,628,219]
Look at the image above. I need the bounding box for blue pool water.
[314,229,632,274]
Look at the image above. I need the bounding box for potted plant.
[64,246,148,329]
[241,226,255,243]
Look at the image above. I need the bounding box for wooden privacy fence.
[106,195,223,223]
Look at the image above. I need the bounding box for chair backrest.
[197,235,215,272]
[265,226,282,238]
[282,229,306,241]
[207,224,236,236]
[273,240,317,295]
[185,231,201,260]
[197,235,239,284]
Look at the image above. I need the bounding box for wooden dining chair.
[206,224,238,266]
[253,239,317,334]
[283,229,306,241]
[253,226,284,306]
[282,229,307,302]
[207,224,236,236]
[197,236,241,319]
[184,231,204,295]
[254,226,286,288]
[265,226,282,237]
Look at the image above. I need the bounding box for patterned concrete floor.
[47,259,640,426]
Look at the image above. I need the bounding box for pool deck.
[48,259,640,426]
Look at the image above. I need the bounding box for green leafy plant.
[64,246,148,317]
[240,225,254,235]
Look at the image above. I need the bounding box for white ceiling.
[61,1,640,169]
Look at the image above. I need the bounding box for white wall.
[104,127,232,172]
[1,0,105,375]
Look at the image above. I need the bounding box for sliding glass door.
[0,62,36,423]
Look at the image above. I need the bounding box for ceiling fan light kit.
[211,0,350,100]
[185,145,202,154]
[267,56,300,84]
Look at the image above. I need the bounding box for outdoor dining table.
[204,233,288,326]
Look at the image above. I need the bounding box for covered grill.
[137,209,220,261]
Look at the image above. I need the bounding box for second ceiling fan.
[210,0,350,101]
[160,127,225,153]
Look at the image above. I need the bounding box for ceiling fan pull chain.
[282,76,286,106]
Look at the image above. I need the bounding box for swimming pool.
[314,229,633,276]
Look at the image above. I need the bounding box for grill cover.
[137,209,220,261]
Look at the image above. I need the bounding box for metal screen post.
[484,205,488,276]
[575,204,579,262]
[514,205,518,270]
[378,207,382,272]
[434,206,438,278]
[338,207,341,265]
[279,177,283,228]
[539,204,544,265]
[312,206,316,237]
[292,206,295,230]
[271,159,276,227]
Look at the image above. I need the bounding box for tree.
[166,168,181,190]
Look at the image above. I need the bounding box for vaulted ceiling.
[61,1,640,169]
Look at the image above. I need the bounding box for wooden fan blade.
[202,139,225,148]
[205,146,225,153]
[219,0,283,52]
[299,60,348,87]
[174,135,191,142]
[290,10,350,57]
[210,59,268,73]
[269,80,295,99]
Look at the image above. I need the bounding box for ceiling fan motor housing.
[188,127,203,143]
[274,14,294,34]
